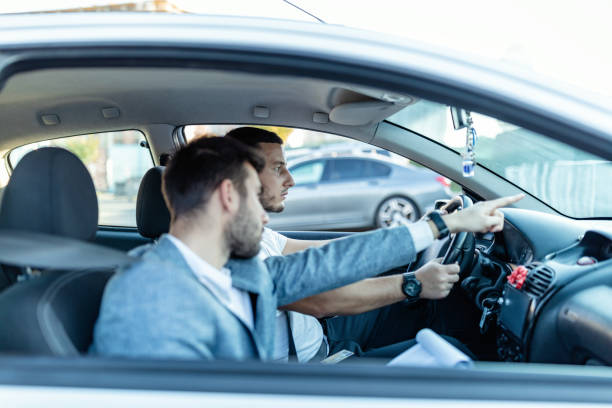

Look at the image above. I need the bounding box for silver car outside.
[267,153,450,231]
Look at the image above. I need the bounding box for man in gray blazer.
[91,136,522,361]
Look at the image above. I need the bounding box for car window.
[388,100,612,218]
[183,124,449,230]
[324,158,364,181]
[322,158,391,181]
[290,160,325,185]
[8,130,152,227]
[364,160,391,178]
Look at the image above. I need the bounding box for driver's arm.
[282,237,332,254]
[279,260,458,318]
[279,276,404,317]
[281,236,409,317]
[277,193,524,317]
[278,221,457,318]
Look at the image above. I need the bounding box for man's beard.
[261,186,285,213]
[226,201,263,258]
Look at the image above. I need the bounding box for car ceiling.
[0,65,555,215]
[0,67,412,151]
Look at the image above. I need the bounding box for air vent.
[524,264,555,297]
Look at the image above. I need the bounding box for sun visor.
[329,100,398,126]
[0,229,136,270]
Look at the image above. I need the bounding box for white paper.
[387,328,473,368]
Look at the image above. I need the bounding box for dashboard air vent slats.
[524,264,555,297]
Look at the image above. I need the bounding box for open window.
[183,124,451,230]
[9,130,153,227]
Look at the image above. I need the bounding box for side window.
[290,160,325,185]
[324,159,364,181]
[183,124,450,231]
[9,130,152,227]
[363,160,391,178]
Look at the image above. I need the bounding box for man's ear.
[218,179,239,213]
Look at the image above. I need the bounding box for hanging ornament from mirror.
[461,112,477,177]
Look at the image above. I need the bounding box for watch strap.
[427,211,449,239]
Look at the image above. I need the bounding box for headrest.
[0,147,98,241]
[136,166,170,239]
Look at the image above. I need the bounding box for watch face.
[403,278,421,297]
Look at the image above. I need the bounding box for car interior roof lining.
[0,67,412,151]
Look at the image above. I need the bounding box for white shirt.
[167,234,254,331]
[261,222,434,362]
[259,228,325,362]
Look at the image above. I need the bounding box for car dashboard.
[466,209,612,366]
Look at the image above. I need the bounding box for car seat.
[0,147,129,355]
[135,166,170,239]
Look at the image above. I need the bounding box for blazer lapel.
[227,257,276,360]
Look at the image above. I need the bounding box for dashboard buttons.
[496,331,523,362]
[508,265,528,289]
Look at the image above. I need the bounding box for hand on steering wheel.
[439,193,524,275]
[414,258,460,299]
[441,195,475,275]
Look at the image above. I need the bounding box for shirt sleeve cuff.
[406,220,435,253]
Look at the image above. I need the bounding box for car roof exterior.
[0,13,611,124]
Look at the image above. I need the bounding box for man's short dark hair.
[162,136,265,221]
[225,127,283,148]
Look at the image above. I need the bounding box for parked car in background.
[268,152,450,230]
[284,141,396,162]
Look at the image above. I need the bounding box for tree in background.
[62,135,100,164]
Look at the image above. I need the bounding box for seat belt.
[286,312,298,361]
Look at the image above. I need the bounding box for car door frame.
[1,14,612,405]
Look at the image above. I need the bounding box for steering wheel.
[441,194,476,276]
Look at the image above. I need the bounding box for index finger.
[484,193,525,210]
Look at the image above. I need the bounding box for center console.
[493,230,612,362]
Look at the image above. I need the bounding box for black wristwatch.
[426,211,450,239]
[401,272,422,299]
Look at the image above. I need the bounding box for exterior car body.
[0,12,611,408]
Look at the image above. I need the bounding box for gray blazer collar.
[152,235,195,276]
[154,234,265,295]
[226,257,275,360]
[226,257,266,294]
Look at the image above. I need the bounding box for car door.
[1,12,612,408]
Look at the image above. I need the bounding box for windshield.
[387,100,612,218]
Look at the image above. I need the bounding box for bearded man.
[92,136,521,361]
